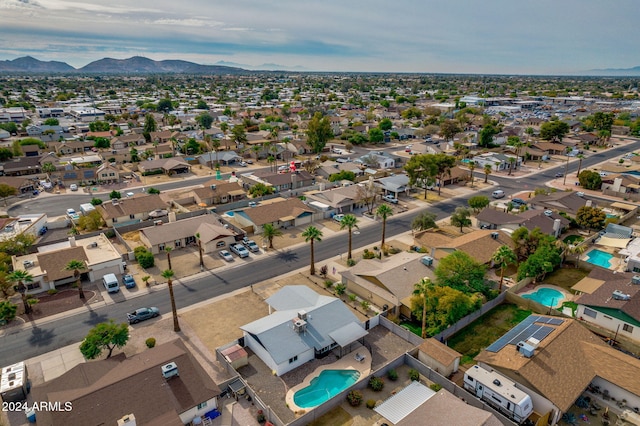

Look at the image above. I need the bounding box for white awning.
[328,322,368,347]
[375,381,436,424]
[597,237,631,249]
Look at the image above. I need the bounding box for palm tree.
[42,162,56,176]
[262,223,283,249]
[220,122,230,150]
[161,269,180,332]
[8,270,34,315]
[302,226,323,275]
[211,138,221,169]
[64,259,87,299]
[483,164,492,183]
[413,278,433,338]
[195,233,204,270]
[468,161,476,188]
[376,204,394,249]
[507,157,516,176]
[339,214,359,260]
[491,246,516,292]
[570,244,587,269]
[576,154,585,177]
[165,246,173,271]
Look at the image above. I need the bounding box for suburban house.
[240,286,368,376]
[11,234,124,294]
[413,229,516,266]
[358,152,395,169]
[471,152,521,172]
[138,214,238,254]
[475,208,569,237]
[30,339,221,426]
[316,161,364,180]
[601,175,640,198]
[305,184,367,216]
[375,174,410,198]
[340,252,436,318]
[0,213,47,243]
[137,158,191,176]
[475,314,640,426]
[193,180,246,206]
[528,191,587,216]
[417,339,462,378]
[0,176,37,194]
[0,154,58,177]
[111,133,146,149]
[375,382,502,426]
[240,170,315,193]
[228,198,314,234]
[95,162,120,184]
[149,130,173,144]
[198,150,242,167]
[572,268,640,343]
[96,194,169,227]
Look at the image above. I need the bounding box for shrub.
[430,383,442,392]
[145,337,156,348]
[256,409,266,423]
[387,369,398,381]
[369,376,384,392]
[319,264,328,278]
[349,293,357,303]
[360,300,370,311]
[346,390,363,406]
[105,229,116,239]
[0,301,17,323]
[346,258,356,266]
[334,284,346,295]
[324,280,334,289]
[366,399,376,409]
[134,246,148,256]
[362,249,375,259]
[409,369,420,381]
[47,289,58,295]
[136,251,155,269]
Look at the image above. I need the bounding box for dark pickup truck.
[127,307,160,324]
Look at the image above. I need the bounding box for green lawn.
[563,235,584,245]
[448,304,531,363]
[541,266,590,293]
[400,320,422,337]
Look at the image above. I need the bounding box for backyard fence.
[379,315,424,346]
[504,292,563,317]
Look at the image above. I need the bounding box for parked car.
[491,190,505,199]
[69,184,78,191]
[122,274,136,289]
[511,198,526,206]
[333,214,345,223]
[219,250,234,262]
[243,239,260,252]
[576,191,585,197]
[554,172,564,178]
[248,201,258,208]
[238,161,248,167]
[383,195,399,204]
[230,244,250,258]
[246,159,253,164]
[127,307,159,324]
[66,208,80,220]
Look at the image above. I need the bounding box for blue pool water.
[226,211,235,217]
[605,214,618,219]
[293,370,360,408]
[522,288,564,307]
[586,249,614,269]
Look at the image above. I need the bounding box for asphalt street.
[1,140,639,365]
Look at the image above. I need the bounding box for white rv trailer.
[464,364,533,424]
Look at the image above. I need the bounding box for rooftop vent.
[293,318,307,333]
[490,232,499,239]
[612,290,631,301]
[86,241,98,248]
[117,414,137,426]
[493,379,502,386]
[22,260,35,268]
[517,341,535,358]
[161,362,179,379]
[297,310,308,321]
[111,198,119,205]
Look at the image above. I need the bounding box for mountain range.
[584,66,640,76]
[0,56,246,74]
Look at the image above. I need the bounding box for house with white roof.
[240,286,368,376]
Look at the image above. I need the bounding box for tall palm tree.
[507,157,516,176]
[339,214,359,260]
[165,246,173,271]
[302,226,323,275]
[161,269,180,332]
[211,138,221,169]
[195,233,204,269]
[491,245,516,292]
[42,162,56,176]
[483,164,492,183]
[376,204,394,249]
[468,161,476,188]
[220,122,230,150]
[570,244,587,269]
[413,278,433,338]
[262,223,283,249]
[8,270,34,315]
[576,154,585,177]
[64,259,87,299]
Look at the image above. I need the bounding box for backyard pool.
[293,370,360,408]
[585,249,614,269]
[522,288,564,307]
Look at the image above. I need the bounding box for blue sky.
[0,0,637,74]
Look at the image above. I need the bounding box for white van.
[102,273,120,293]
[492,190,505,199]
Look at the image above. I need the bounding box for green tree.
[0,147,13,161]
[411,212,438,232]
[575,206,606,231]
[109,190,122,199]
[147,187,160,194]
[161,269,181,332]
[540,120,569,142]
[302,226,323,275]
[483,163,492,183]
[575,154,585,177]
[413,278,434,338]
[404,154,437,199]
[93,137,110,149]
[468,195,489,213]
[197,112,213,129]
[0,300,17,323]
[8,270,33,315]
[0,183,18,206]
[339,214,359,260]
[43,118,59,126]
[492,245,516,291]
[306,112,333,153]
[77,210,105,232]
[90,198,103,206]
[517,245,560,282]
[262,223,283,249]
[64,259,87,299]
[196,99,209,110]
[435,251,487,294]
[249,183,275,197]
[592,112,614,134]
[468,161,476,187]
[157,98,173,113]
[88,120,110,132]
[478,123,500,147]
[450,207,472,232]
[328,170,356,182]
[378,118,393,131]
[439,119,461,141]
[231,125,247,148]
[143,113,157,142]
[432,153,456,196]
[376,204,394,248]
[578,170,602,190]
[79,320,129,359]
[368,128,384,143]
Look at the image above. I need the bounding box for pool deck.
[519,284,573,308]
[285,347,371,413]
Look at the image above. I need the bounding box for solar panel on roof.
[486,315,536,352]
[508,324,544,345]
[531,326,554,341]
[486,315,560,353]
[546,318,564,325]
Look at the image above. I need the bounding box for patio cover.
[279,215,296,222]
[610,202,637,211]
[597,237,631,249]
[228,189,245,196]
[374,381,435,424]
[571,277,605,294]
[328,322,368,347]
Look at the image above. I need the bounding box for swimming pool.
[585,249,614,269]
[522,288,564,307]
[293,370,360,408]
